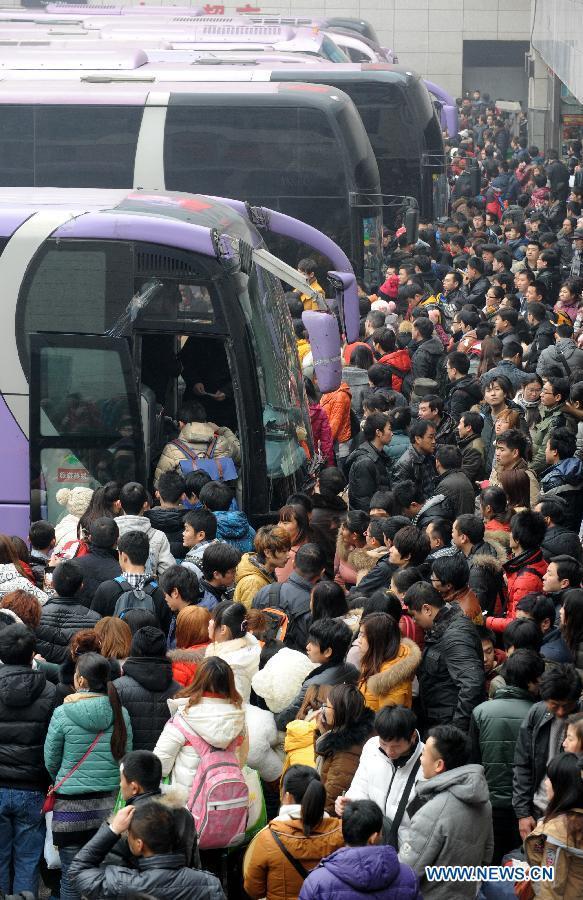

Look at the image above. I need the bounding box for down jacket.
[69,822,224,900]
[347,442,392,512]
[204,633,261,703]
[36,595,101,665]
[299,846,421,900]
[234,553,275,609]
[113,657,179,751]
[487,548,547,632]
[153,695,247,793]
[359,639,421,711]
[0,663,56,792]
[243,807,344,900]
[410,335,444,380]
[315,706,376,815]
[154,419,241,482]
[168,642,208,688]
[399,765,493,899]
[44,692,133,794]
[320,383,352,444]
[346,734,425,821]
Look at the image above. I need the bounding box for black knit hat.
[130,626,166,658]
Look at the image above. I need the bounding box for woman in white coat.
[153,656,247,792]
[204,601,262,703]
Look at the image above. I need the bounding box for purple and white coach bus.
[0,188,359,535]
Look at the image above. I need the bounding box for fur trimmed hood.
[366,638,421,697]
[471,552,504,574]
[315,706,376,757]
[335,530,375,572]
[167,645,207,665]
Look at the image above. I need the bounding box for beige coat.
[489,458,540,507]
[154,421,240,482]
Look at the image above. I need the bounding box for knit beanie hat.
[131,626,167,658]
[56,486,93,518]
[252,647,317,714]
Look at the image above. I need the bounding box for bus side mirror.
[468,158,481,196]
[405,206,419,244]
[327,271,359,343]
[302,311,342,393]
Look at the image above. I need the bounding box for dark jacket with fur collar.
[315,707,376,815]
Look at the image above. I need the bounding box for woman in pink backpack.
[153,656,248,795]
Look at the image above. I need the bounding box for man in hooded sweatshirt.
[198,481,255,553]
[116,482,175,577]
[299,799,421,900]
[398,724,493,899]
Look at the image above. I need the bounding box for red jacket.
[487,549,547,632]
[320,383,352,443]
[309,402,335,466]
[378,349,412,393]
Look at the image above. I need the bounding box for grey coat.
[537,338,583,379]
[399,764,494,899]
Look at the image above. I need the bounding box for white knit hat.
[251,647,317,714]
[55,486,94,518]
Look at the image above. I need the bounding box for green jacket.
[470,684,534,808]
[531,404,567,475]
[44,692,132,794]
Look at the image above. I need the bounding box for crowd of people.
[3,92,583,899]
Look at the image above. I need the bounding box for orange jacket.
[320,383,352,443]
[378,349,412,393]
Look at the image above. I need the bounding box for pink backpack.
[171,715,249,850]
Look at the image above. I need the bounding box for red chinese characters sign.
[202,4,262,12]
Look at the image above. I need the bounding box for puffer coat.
[44,692,132,794]
[359,639,421,711]
[0,664,56,791]
[315,707,376,815]
[36,596,101,665]
[113,657,179,751]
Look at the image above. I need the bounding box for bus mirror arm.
[251,248,331,310]
[327,271,359,344]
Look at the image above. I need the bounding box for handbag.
[42,731,103,814]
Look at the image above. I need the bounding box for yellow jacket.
[233,553,273,610]
[359,639,421,711]
[297,338,311,364]
[298,279,325,312]
[282,719,317,779]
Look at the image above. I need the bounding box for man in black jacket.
[452,514,504,616]
[444,351,483,419]
[433,445,476,518]
[146,471,188,560]
[346,413,393,512]
[404,582,486,734]
[513,665,582,841]
[461,256,490,306]
[392,419,437,502]
[537,498,583,562]
[36,560,101,664]
[524,302,555,372]
[410,318,444,381]
[0,623,56,896]
[75,517,121,608]
[418,395,457,447]
[113,627,180,751]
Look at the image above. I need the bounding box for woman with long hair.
[357,612,420,710]
[524,753,583,898]
[275,504,315,582]
[234,525,292,609]
[499,468,531,516]
[153,656,247,792]
[335,509,370,589]
[477,335,503,379]
[310,581,349,622]
[0,535,47,604]
[76,482,121,543]
[204,601,263,703]
[480,485,511,551]
[560,589,583,678]
[44,652,131,900]
[168,604,211,687]
[314,683,375,815]
[243,765,343,900]
[94,617,132,670]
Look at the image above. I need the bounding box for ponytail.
[107,681,128,762]
[282,764,326,836]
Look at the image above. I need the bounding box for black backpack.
[113,577,158,620]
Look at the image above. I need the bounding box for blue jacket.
[214,511,256,553]
[540,627,573,666]
[299,845,421,900]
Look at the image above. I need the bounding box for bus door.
[29,332,146,524]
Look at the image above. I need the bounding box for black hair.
[391,566,422,595]
[476,624,496,645]
[178,401,208,425]
[361,590,402,623]
[447,351,471,375]
[130,626,167,659]
[516,593,556,627]
[52,560,83,598]
[198,481,235,512]
[496,428,528,459]
[392,526,430,566]
[503,618,543,652]
[129,801,180,854]
[544,753,583,842]
[295,543,326,579]
[369,491,395,515]
[0,623,36,666]
[211,601,248,638]
[344,510,370,537]
[373,328,396,354]
[413,318,434,340]
[480,486,508,519]
[29,520,55,550]
[539,664,583,702]
[544,377,570,404]
[156,471,186,504]
[549,555,582,587]
[428,724,469,771]
[435,445,462,471]
[460,411,484,435]
[432,553,469,591]
[90,517,119,550]
[454,514,485,546]
[404,582,445,612]
[409,419,435,443]
[428,518,453,546]
[117,530,150,567]
[367,365,393,389]
[310,581,349,622]
[342,800,383,847]
[362,413,390,442]
[510,509,547,551]
[122,609,159,634]
[76,652,127,760]
[527,302,547,323]
[419,394,444,415]
[388,407,412,432]
[184,469,212,500]
[349,345,374,370]
[307,618,352,665]
[201,543,242,580]
[467,255,484,275]
[120,482,148,516]
[183,508,218,541]
[121,750,162,793]
[159,565,200,603]
[318,467,346,496]
[282,765,326,836]
[392,480,425,511]
[547,427,576,460]
[375,705,417,741]
[459,309,480,329]
[502,340,523,360]
[503,649,545,691]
